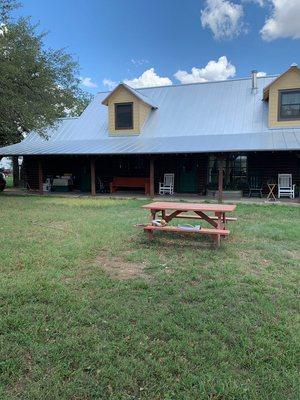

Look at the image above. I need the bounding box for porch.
[17,151,300,200]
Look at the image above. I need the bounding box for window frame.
[114,102,134,130]
[278,89,300,121]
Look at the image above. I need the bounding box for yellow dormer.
[102,83,157,135]
[263,64,300,128]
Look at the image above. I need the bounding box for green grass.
[0,196,299,400]
[4,175,13,188]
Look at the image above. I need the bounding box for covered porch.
[17,151,300,200]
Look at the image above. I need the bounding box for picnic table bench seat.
[144,225,230,235]
[157,213,237,222]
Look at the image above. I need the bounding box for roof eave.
[263,65,300,100]
[101,82,158,109]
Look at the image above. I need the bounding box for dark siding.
[23,156,39,189]
[23,151,299,195]
[248,151,300,193]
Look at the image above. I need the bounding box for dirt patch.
[94,251,148,280]
[282,249,300,261]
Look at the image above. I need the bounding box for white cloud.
[80,77,98,88]
[201,0,244,39]
[257,71,267,77]
[103,78,117,90]
[243,0,265,6]
[253,0,265,5]
[131,59,149,66]
[124,68,172,88]
[174,56,236,84]
[261,0,300,41]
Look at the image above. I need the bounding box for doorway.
[178,158,199,193]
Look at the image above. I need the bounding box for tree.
[0,0,92,147]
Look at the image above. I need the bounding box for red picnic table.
[141,202,237,247]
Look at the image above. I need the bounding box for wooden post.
[38,158,43,195]
[90,157,96,196]
[149,156,155,197]
[13,156,20,187]
[218,156,224,203]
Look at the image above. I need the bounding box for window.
[279,90,300,120]
[115,102,133,129]
[207,155,248,190]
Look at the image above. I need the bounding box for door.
[178,159,199,193]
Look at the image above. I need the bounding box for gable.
[264,66,300,128]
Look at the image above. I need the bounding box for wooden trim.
[90,157,96,196]
[278,89,300,122]
[114,102,134,130]
[38,159,43,195]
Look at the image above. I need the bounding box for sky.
[12,0,300,94]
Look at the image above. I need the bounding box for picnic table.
[141,202,237,247]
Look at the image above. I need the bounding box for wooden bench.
[158,213,237,222]
[110,177,150,195]
[144,225,230,246]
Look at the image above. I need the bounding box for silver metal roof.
[1,75,300,156]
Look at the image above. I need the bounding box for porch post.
[38,158,43,195]
[149,156,155,197]
[218,156,224,203]
[90,156,96,196]
[13,156,20,187]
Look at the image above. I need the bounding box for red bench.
[110,177,150,195]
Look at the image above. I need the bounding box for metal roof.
[1,75,300,156]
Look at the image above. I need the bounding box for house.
[0,64,299,198]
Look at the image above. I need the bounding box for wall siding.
[268,68,300,128]
[23,152,299,195]
[248,151,300,193]
[107,86,151,134]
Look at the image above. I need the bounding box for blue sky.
[14,0,300,93]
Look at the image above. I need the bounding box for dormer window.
[279,90,300,120]
[115,102,133,129]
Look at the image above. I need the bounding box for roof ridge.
[136,75,279,91]
[96,75,279,94]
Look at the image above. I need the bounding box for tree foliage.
[0,0,92,146]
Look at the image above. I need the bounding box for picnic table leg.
[214,234,221,247]
[147,230,154,240]
[215,212,224,229]
[147,210,156,240]
[216,211,227,240]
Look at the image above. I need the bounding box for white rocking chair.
[278,174,295,199]
[159,173,174,195]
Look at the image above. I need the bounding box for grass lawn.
[0,196,299,400]
[4,176,13,188]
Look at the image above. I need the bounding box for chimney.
[251,70,258,91]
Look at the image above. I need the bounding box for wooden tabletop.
[142,202,236,212]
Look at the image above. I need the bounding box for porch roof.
[1,74,300,156]
[1,130,299,155]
